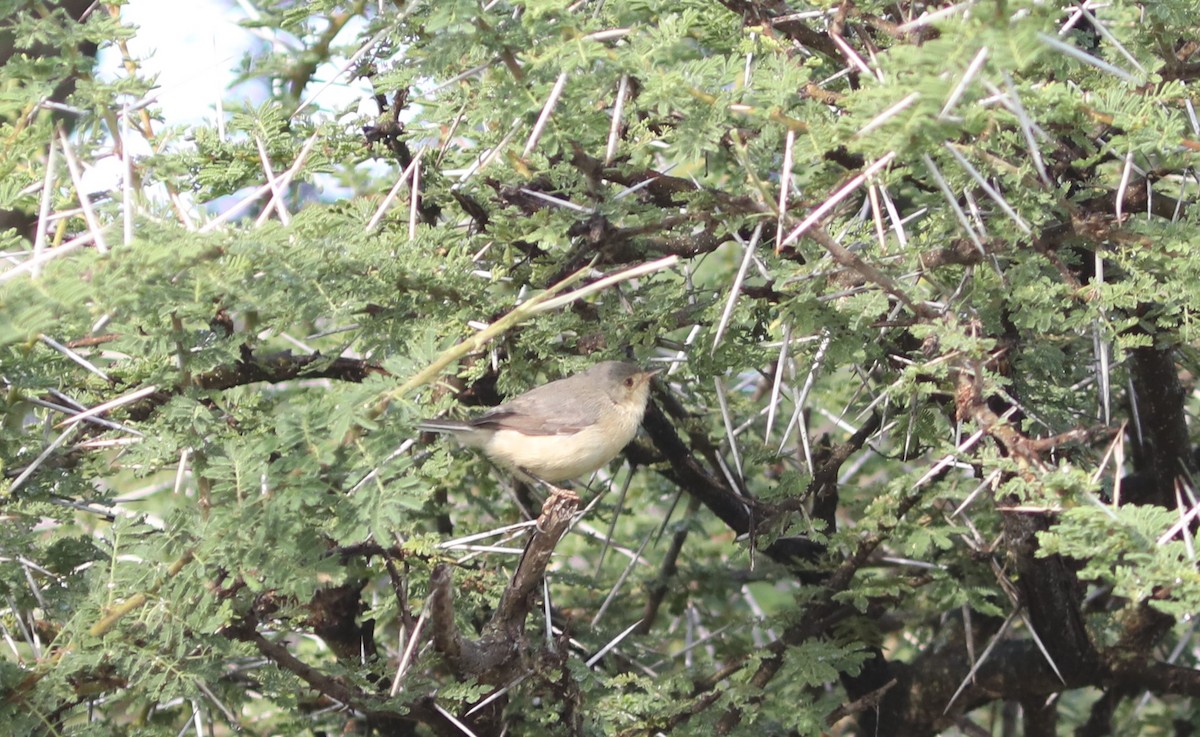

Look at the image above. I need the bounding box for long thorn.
[712,224,763,353]
[522,72,569,157]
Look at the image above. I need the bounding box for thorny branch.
[427,495,580,734]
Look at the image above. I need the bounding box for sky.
[89,0,379,210]
[96,0,265,125]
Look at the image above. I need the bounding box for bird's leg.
[544,482,580,502]
[512,467,580,514]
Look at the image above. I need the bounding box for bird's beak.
[640,368,662,384]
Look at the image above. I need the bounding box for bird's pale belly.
[483,414,640,482]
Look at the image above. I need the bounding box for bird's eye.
[624,377,635,388]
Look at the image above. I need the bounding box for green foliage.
[1040,504,1200,617]
[3,0,1200,735]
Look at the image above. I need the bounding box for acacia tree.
[3,1,1200,735]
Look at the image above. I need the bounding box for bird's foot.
[513,467,580,515]
[541,482,580,515]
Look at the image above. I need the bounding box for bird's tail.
[417,419,472,434]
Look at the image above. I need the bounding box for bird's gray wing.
[469,383,602,436]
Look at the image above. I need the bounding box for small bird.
[419,361,658,497]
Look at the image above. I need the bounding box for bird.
[419,361,658,500]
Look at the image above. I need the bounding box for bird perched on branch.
[419,361,659,500]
